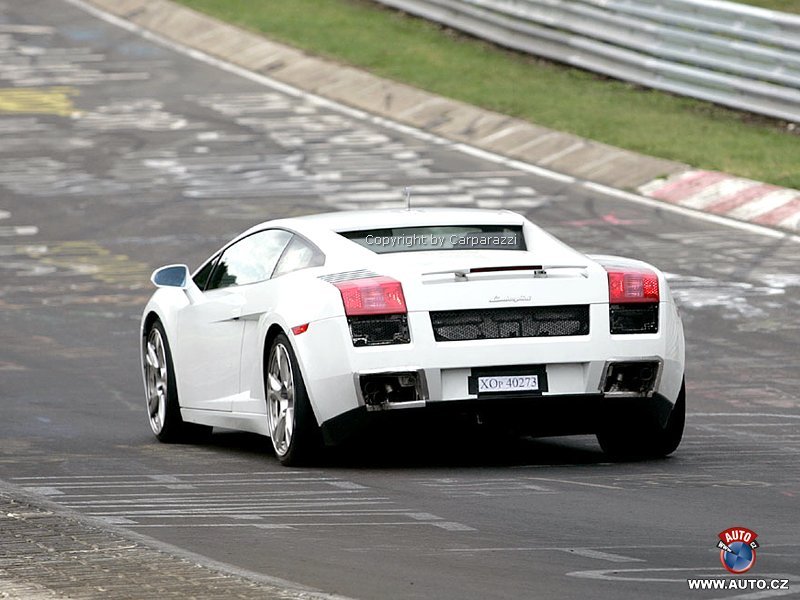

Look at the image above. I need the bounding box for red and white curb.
[639,171,800,233]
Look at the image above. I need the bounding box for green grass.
[176,0,800,188]
[738,0,800,13]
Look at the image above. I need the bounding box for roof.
[229,208,532,261]
[276,207,526,231]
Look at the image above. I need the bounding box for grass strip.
[738,0,800,14]
[176,0,800,188]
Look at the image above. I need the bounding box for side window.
[192,255,218,291]
[206,229,292,290]
[272,236,325,278]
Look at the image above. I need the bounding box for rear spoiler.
[422,265,588,280]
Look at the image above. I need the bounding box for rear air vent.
[430,305,589,342]
[318,269,379,284]
[610,304,659,334]
[348,315,410,347]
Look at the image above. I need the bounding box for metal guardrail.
[374,0,800,122]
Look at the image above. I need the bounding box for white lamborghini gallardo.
[141,208,685,465]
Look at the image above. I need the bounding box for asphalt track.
[1,1,799,599]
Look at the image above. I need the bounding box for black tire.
[265,333,321,466]
[596,379,686,460]
[143,320,212,443]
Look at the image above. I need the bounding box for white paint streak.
[559,548,645,563]
[0,225,38,236]
[18,486,63,496]
[690,413,800,420]
[522,477,623,490]
[568,566,720,582]
[0,25,55,34]
[433,522,477,531]
[18,471,474,533]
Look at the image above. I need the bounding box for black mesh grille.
[430,305,589,341]
[348,314,410,346]
[610,303,659,334]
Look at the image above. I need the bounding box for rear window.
[340,225,525,254]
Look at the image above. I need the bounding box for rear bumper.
[320,391,676,446]
[292,301,685,427]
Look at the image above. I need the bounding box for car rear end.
[289,215,684,444]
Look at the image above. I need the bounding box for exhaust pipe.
[360,372,420,406]
[603,361,659,395]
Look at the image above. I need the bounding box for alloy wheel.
[267,342,295,456]
[144,327,168,435]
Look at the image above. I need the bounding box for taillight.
[604,266,660,334]
[333,276,410,346]
[605,267,659,303]
[334,276,407,316]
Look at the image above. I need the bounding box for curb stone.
[640,170,800,232]
[81,0,800,234]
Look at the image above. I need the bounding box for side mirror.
[151,264,190,288]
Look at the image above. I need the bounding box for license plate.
[477,374,539,393]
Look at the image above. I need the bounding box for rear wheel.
[266,333,320,466]
[143,320,212,443]
[597,379,685,460]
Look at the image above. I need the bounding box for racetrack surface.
[1,1,799,598]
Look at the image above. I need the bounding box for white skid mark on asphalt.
[97,516,136,525]
[10,471,313,479]
[128,522,473,529]
[17,486,63,496]
[16,472,475,533]
[433,522,477,531]
[446,544,681,553]
[0,25,55,34]
[326,481,367,490]
[690,413,800,420]
[521,477,623,490]
[559,548,645,563]
[65,0,800,244]
[569,566,724,582]
[414,477,556,497]
[0,226,38,236]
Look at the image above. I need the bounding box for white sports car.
[141,208,685,465]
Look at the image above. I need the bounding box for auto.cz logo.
[686,526,791,593]
[717,526,759,574]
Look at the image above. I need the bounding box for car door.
[174,229,293,411]
[235,234,325,414]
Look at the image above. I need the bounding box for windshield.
[340,225,526,254]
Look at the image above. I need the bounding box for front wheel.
[143,320,211,443]
[265,333,320,466]
[597,379,686,460]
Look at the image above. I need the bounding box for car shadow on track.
[197,427,612,469]
[327,428,610,469]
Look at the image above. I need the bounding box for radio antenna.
[404,186,412,211]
